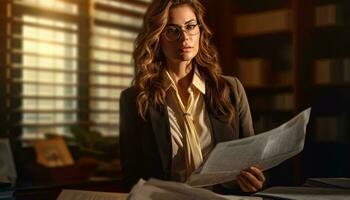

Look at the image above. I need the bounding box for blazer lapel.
[204,93,237,144]
[149,106,172,179]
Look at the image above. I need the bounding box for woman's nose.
[179,30,190,41]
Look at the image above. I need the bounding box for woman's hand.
[236,166,266,193]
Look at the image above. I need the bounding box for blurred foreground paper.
[57,190,128,200]
[129,179,261,200]
[0,138,17,184]
[187,108,311,187]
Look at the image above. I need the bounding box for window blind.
[1,0,150,140]
[90,0,148,136]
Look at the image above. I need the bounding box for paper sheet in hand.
[187,108,311,187]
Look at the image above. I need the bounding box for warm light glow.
[15,0,78,14]
[21,14,78,138]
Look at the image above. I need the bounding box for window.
[1,0,150,140]
[90,0,147,136]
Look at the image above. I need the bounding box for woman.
[119,0,266,193]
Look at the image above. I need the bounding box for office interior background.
[0,0,349,188]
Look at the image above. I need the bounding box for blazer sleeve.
[119,88,142,191]
[222,75,254,138]
[233,77,254,137]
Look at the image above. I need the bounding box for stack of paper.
[56,179,261,200]
[254,186,350,200]
[0,184,14,200]
[57,190,128,200]
[128,179,261,200]
[305,178,350,189]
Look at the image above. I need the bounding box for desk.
[13,178,124,200]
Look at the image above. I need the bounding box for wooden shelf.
[313,26,350,57]
[314,0,349,5]
[245,85,293,95]
[312,83,350,90]
[235,0,290,14]
[252,110,294,116]
[234,33,292,63]
[234,30,291,40]
[309,84,350,98]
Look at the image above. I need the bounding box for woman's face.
[160,4,200,65]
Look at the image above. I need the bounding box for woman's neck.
[166,61,194,89]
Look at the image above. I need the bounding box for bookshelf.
[203,0,350,185]
[205,0,296,133]
[303,0,350,180]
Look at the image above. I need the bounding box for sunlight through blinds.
[90,0,148,136]
[2,0,151,139]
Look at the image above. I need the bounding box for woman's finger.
[241,170,263,190]
[248,166,266,183]
[239,173,258,192]
[237,175,249,192]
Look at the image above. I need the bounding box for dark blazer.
[119,76,254,191]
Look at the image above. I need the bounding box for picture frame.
[34,137,74,168]
[0,138,17,184]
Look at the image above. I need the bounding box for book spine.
[235,9,291,36]
[315,4,339,27]
[237,58,270,87]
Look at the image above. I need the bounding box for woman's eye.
[167,27,178,33]
[186,25,196,30]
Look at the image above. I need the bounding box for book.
[235,9,291,36]
[250,93,294,112]
[314,58,350,85]
[314,59,332,84]
[237,58,270,87]
[315,4,343,27]
[314,115,348,142]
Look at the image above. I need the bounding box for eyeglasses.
[162,23,200,41]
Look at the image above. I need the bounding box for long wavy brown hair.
[133,0,235,123]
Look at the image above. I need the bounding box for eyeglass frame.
[161,23,201,41]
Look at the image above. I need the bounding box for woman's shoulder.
[221,75,239,84]
[121,85,136,94]
[220,75,245,95]
[120,86,137,101]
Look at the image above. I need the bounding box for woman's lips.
[180,46,192,52]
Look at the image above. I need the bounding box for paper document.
[306,178,350,189]
[57,190,128,200]
[129,178,262,200]
[187,108,311,187]
[254,186,350,200]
